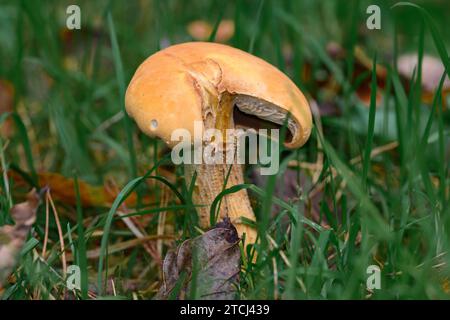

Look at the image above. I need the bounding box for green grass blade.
[11,113,38,186]
[74,173,88,299]
[248,0,265,53]
[208,1,226,42]
[107,11,137,179]
[362,54,378,187]
[97,157,169,294]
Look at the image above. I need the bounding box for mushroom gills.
[233,95,296,143]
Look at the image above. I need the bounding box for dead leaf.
[0,189,39,286]
[155,218,240,300]
[0,80,14,137]
[442,277,450,294]
[9,171,138,208]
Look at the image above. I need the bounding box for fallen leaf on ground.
[155,218,240,300]
[0,189,39,286]
[0,80,14,137]
[9,171,138,208]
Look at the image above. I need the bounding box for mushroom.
[187,20,235,43]
[398,54,450,92]
[125,42,312,249]
[397,54,450,105]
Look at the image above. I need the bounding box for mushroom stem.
[184,156,257,248]
[182,91,257,248]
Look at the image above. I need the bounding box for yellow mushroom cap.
[125,42,312,149]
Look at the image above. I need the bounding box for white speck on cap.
[150,119,158,130]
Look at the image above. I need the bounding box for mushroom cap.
[125,42,312,149]
[397,53,450,92]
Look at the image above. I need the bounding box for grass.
[0,0,449,299]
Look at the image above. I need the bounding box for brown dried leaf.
[0,189,39,285]
[9,171,138,208]
[155,218,240,300]
[0,80,14,138]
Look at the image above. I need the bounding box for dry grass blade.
[46,190,67,276]
[105,179,163,265]
[66,234,175,261]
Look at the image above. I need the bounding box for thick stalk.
[183,88,257,247]
[184,162,257,247]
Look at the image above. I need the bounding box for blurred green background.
[0,0,449,300]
